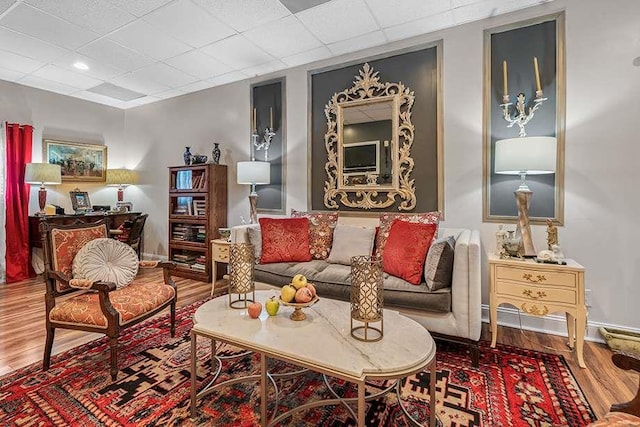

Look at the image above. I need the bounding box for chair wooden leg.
[469,341,480,367]
[170,302,176,338]
[43,326,55,371]
[109,337,118,381]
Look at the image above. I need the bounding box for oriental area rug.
[0,302,596,427]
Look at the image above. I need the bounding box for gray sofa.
[231,218,482,364]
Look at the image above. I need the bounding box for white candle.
[502,60,508,96]
[252,108,256,130]
[269,107,273,129]
[533,57,541,92]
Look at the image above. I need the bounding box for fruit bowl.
[279,296,319,321]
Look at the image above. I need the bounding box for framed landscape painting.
[44,139,107,182]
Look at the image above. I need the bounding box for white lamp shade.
[495,136,557,175]
[237,161,270,185]
[24,163,61,185]
[106,168,137,186]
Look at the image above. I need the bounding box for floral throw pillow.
[374,211,441,257]
[290,209,338,260]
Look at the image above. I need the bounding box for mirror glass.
[339,100,395,189]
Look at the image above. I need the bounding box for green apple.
[292,274,308,289]
[265,296,280,316]
[280,284,296,303]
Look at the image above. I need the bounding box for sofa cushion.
[259,217,312,263]
[383,221,437,285]
[326,225,376,265]
[290,209,338,260]
[424,236,456,291]
[72,238,139,288]
[254,261,451,313]
[374,212,440,256]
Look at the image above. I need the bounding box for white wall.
[1,0,637,332]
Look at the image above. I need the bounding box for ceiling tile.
[23,0,136,35]
[18,74,77,95]
[193,0,290,32]
[241,59,287,78]
[0,0,15,14]
[52,53,124,80]
[279,0,331,14]
[32,65,102,90]
[365,0,452,28]
[154,88,187,99]
[88,82,145,101]
[208,71,249,86]
[72,90,127,107]
[143,0,235,48]
[452,0,483,6]
[327,30,387,56]
[177,79,218,94]
[108,19,191,60]
[78,39,155,72]
[129,62,198,88]
[243,15,322,59]
[0,66,24,82]
[0,27,70,63]
[122,96,161,108]
[296,0,379,44]
[110,72,170,95]
[200,35,275,69]
[164,50,232,79]
[384,10,454,41]
[452,0,543,24]
[106,0,173,18]
[281,45,332,67]
[0,49,44,73]
[0,3,98,50]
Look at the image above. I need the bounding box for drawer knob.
[522,273,546,284]
[521,303,549,316]
[522,289,547,300]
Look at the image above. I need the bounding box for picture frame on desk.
[44,139,107,182]
[116,201,133,212]
[69,190,91,212]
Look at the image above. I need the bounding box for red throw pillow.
[290,209,338,260]
[259,217,312,264]
[382,220,437,285]
[374,211,440,256]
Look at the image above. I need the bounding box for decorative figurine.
[495,224,507,255]
[546,218,558,250]
[183,147,192,165]
[212,143,221,165]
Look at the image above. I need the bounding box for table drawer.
[495,281,577,305]
[495,265,577,288]
[212,244,229,262]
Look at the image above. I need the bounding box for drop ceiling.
[0,0,552,109]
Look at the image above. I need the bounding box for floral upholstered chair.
[589,352,640,426]
[40,219,177,380]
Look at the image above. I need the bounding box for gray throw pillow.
[247,225,262,263]
[424,236,456,291]
[327,225,376,265]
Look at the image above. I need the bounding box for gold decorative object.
[228,243,255,309]
[323,63,416,210]
[522,289,546,299]
[522,273,546,284]
[520,303,549,316]
[279,296,319,321]
[350,255,383,342]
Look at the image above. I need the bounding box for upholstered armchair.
[589,352,640,426]
[40,219,177,380]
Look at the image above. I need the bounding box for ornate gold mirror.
[324,63,416,210]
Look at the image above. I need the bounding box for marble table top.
[193,290,436,381]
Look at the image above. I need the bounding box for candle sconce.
[500,91,547,137]
[252,107,276,161]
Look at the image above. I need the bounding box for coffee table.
[190,290,437,426]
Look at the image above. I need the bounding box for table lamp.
[24,163,62,215]
[106,168,137,202]
[237,161,270,224]
[494,136,556,257]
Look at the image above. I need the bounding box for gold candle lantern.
[228,243,255,309]
[350,255,384,342]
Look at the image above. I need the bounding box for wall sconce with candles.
[25,163,62,215]
[500,57,547,137]
[106,168,137,203]
[251,107,276,161]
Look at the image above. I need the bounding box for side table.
[488,254,587,368]
[211,239,230,296]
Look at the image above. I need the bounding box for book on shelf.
[193,200,206,216]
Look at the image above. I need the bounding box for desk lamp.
[25,163,62,215]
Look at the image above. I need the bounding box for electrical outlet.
[585,289,592,308]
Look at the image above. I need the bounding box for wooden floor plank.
[0,270,635,420]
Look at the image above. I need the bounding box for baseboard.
[481,304,640,344]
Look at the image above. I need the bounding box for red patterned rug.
[0,301,596,426]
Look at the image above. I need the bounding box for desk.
[29,212,142,249]
[210,239,230,296]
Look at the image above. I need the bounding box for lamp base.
[248,193,258,224]
[38,186,47,215]
[514,188,536,257]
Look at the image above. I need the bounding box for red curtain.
[5,123,34,282]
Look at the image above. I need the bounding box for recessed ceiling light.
[73,61,89,70]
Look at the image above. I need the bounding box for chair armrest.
[68,278,117,292]
[613,351,640,373]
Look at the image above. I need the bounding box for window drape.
[0,123,5,284]
[5,123,34,283]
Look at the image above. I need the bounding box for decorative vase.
[212,143,221,165]
[183,147,192,165]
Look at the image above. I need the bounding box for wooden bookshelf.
[168,164,227,282]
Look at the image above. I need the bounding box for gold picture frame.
[44,139,107,182]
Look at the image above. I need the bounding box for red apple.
[306,283,317,298]
[295,287,313,303]
[247,302,262,319]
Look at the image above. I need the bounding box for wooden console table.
[29,212,142,249]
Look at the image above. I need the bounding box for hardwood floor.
[0,270,636,420]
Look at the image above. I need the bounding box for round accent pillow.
[72,238,139,288]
